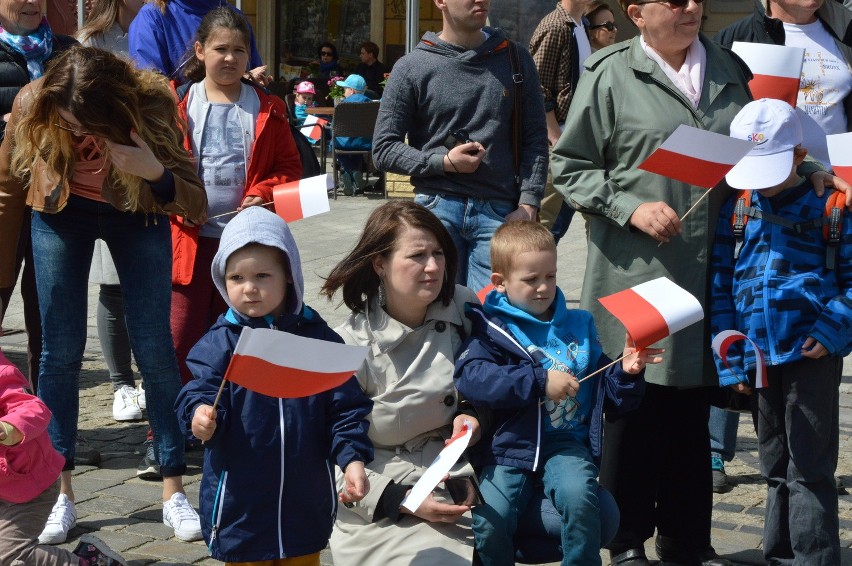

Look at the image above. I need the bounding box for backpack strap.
[730,190,751,259]
[823,190,844,270]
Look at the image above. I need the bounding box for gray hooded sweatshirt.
[211,206,304,316]
[372,28,548,208]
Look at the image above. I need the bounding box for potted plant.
[328,75,346,105]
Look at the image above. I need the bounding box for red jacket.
[171,84,302,285]
[0,351,64,504]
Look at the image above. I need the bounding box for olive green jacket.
[551,34,753,388]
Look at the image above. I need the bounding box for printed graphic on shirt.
[530,336,590,431]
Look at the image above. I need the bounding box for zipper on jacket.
[277,398,286,557]
[209,470,229,553]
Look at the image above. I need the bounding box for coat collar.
[626,33,747,112]
[361,293,466,356]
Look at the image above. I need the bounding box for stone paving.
[1,193,851,565]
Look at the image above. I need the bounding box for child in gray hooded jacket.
[175,207,373,564]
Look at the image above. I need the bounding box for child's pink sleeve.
[0,361,51,443]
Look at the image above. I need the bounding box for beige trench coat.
[329,285,478,566]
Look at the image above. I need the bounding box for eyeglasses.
[635,0,704,7]
[589,21,617,31]
[320,51,333,56]
[55,119,92,137]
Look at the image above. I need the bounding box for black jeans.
[600,383,714,552]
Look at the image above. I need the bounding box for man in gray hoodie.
[372,0,548,292]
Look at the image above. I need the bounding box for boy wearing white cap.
[710,98,851,566]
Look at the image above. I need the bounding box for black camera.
[443,129,474,151]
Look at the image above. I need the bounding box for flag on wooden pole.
[598,277,704,348]
[272,174,332,223]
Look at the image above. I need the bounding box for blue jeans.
[414,193,515,292]
[474,441,601,566]
[758,357,840,565]
[709,406,739,462]
[31,195,186,476]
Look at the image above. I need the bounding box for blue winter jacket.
[129,0,262,82]
[175,307,373,562]
[454,301,645,470]
[710,184,852,386]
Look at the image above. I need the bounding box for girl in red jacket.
[170,7,302,386]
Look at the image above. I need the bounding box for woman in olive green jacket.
[549,2,839,563]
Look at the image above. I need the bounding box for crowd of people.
[0,0,849,565]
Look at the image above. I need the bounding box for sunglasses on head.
[589,21,617,31]
[636,0,704,7]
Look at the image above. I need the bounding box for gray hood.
[211,207,304,315]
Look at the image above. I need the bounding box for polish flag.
[224,327,368,398]
[826,132,852,184]
[731,42,804,108]
[272,174,332,223]
[300,114,328,142]
[638,125,755,188]
[712,330,767,388]
[598,277,704,348]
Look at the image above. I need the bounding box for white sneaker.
[163,492,202,541]
[113,385,143,421]
[38,494,77,544]
[135,384,146,410]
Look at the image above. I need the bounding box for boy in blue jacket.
[711,99,852,566]
[175,207,373,564]
[455,221,660,566]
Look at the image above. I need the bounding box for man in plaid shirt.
[529,0,593,243]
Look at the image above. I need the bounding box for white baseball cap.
[725,98,803,190]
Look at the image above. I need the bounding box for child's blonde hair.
[490,221,556,275]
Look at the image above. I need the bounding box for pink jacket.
[0,352,64,503]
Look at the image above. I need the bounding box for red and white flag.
[224,327,368,398]
[598,277,704,348]
[638,125,755,188]
[731,42,804,108]
[300,114,328,142]
[826,132,852,184]
[711,330,767,388]
[272,174,332,223]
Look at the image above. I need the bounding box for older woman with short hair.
[550,0,843,564]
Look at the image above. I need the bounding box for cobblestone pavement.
[1,193,850,565]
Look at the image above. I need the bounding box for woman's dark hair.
[182,7,251,83]
[318,42,338,61]
[322,201,458,313]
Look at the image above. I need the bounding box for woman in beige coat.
[322,201,481,565]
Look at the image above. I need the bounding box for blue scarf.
[0,18,53,80]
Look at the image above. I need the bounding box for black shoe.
[711,456,731,494]
[837,476,846,495]
[610,548,651,565]
[136,439,161,480]
[656,536,734,566]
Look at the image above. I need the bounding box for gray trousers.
[758,356,841,566]
[0,481,78,565]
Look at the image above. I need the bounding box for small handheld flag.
[638,125,755,189]
[272,174,333,223]
[731,42,804,108]
[300,114,328,142]
[827,132,852,185]
[598,277,704,349]
[221,327,368,399]
[402,423,473,513]
[711,330,767,388]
